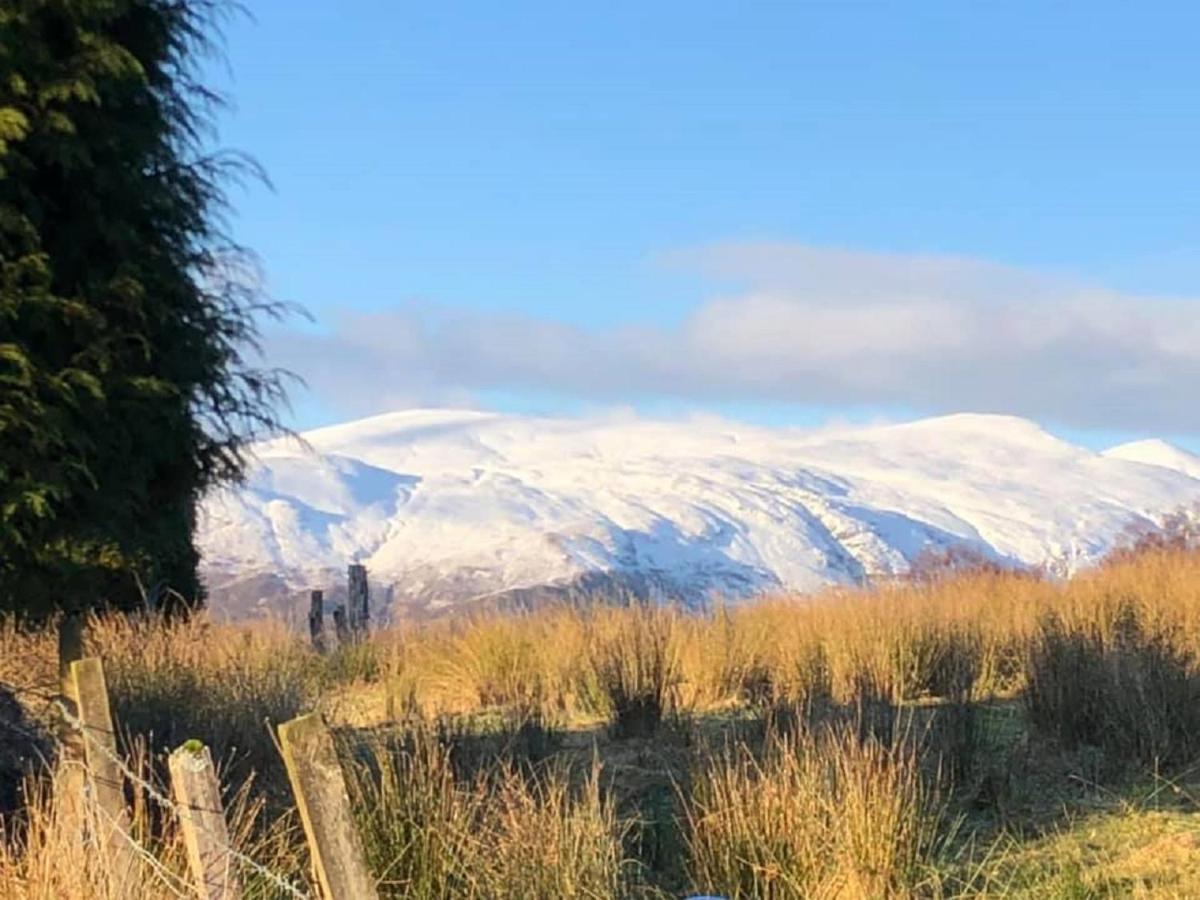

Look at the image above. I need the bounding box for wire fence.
[0,679,312,900]
[90,797,198,900]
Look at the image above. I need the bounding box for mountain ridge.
[198,409,1200,620]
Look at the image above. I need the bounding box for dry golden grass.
[5,548,1200,897]
[0,741,306,900]
[334,550,1199,735]
[685,723,944,899]
[345,725,630,899]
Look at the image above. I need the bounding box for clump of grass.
[890,622,984,703]
[345,724,634,898]
[322,639,385,686]
[1025,602,1200,768]
[675,605,776,709]
[347,726,475,897]
[417,611,593,719]
[435,617,547,712]
[587,606,682,738]
[90,614,319,795]
[749,638,833,714]
[479,760,630,899]
[684,722,945,899]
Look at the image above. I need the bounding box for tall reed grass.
[341,723,636,898]
[685,720,945,899]
[5,547,1200,897]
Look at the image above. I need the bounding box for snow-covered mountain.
[198,409,1200,620]
[1103,439,1200,480]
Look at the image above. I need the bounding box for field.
[5,548,1200,898]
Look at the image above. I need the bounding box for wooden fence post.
[169,740,242,900]
[347,564,369,638]
[54,611,87,842]
[309,590,326,653]
[277,714,378,900]
[70,657,136,886]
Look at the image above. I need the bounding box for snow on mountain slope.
[1103,439,1200,480]
[198,410,1200,619]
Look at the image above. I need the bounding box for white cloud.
[266,243,1200,433]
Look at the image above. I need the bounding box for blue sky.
[207,1,1200,447]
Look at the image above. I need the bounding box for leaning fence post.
[169,740,242,900]
[277,713,378,900]
[70,657,136,886]
[309,590,326,653]
[54,611,87,842]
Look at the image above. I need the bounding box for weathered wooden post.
[70,657,136,886]
[309,590,326,653]
[347,564,369,638]
[169,740,242,900]
[277,714,378,900]
[57,610,85,697]
[54,610,87,841]
[332,605,350,646]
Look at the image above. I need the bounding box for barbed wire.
[0,688,312,900]
[88,797,198,900]
[0,719,191,899]
[56,699,313,900]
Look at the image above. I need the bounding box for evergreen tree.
[0,1,288,618]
